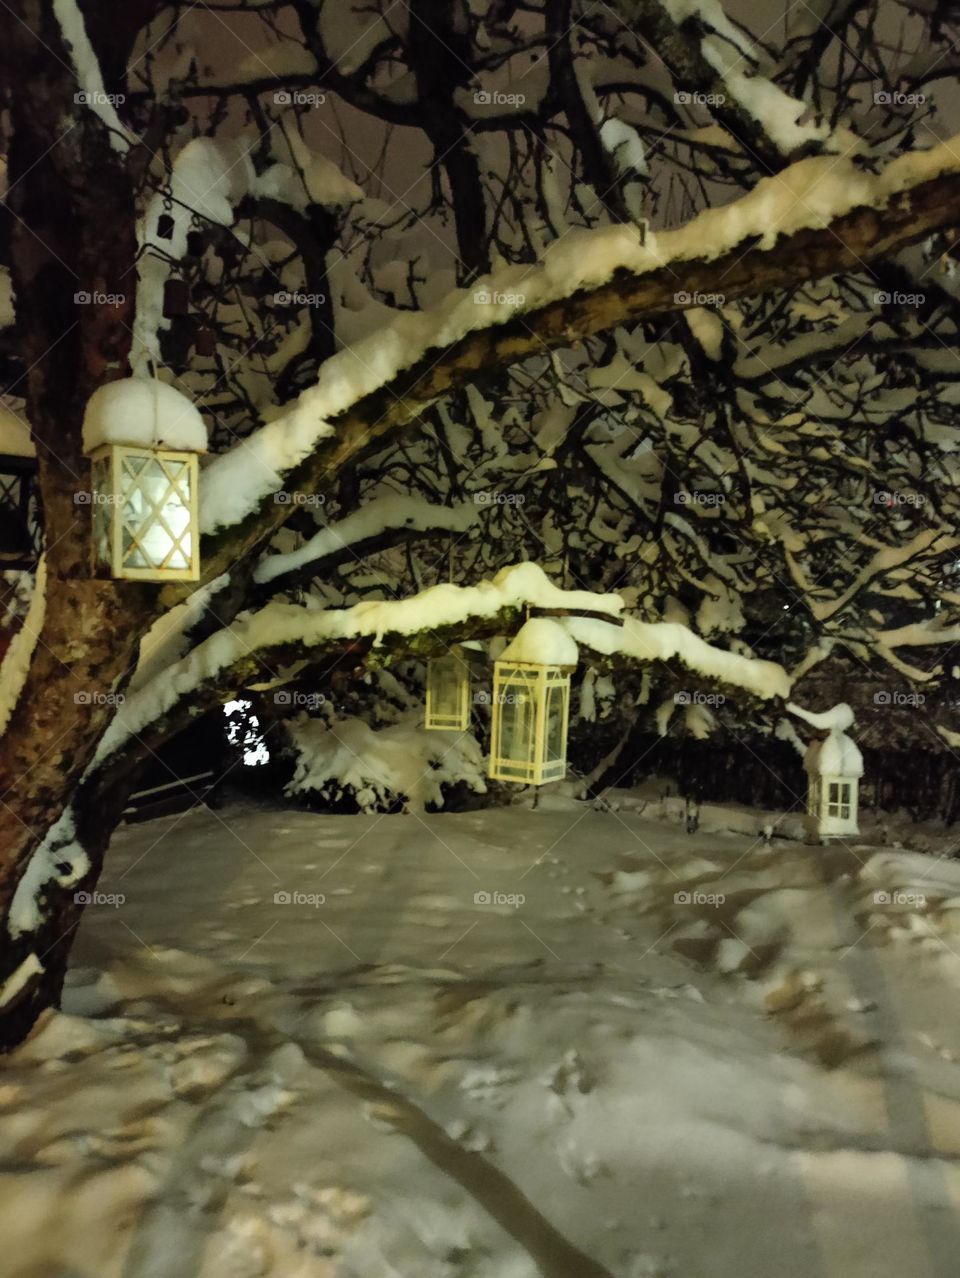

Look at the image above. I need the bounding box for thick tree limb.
[187,159,960,599]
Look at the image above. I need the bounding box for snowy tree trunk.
[0,2,155,1048]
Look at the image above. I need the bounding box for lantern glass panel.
[499,673,536,767]
[545,683,566,764]
[91,452,112,566]
[90,444,199,581]
[0,455,40,567]
[425,654,470,730]
[826,781,852,820]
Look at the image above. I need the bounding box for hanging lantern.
[194,326,217,357]
[88,444,200,581]
[186,229,205,258]
[425,650,470,730]
[163,278,190,318]
[83,377,206,582]
[488,619,575,786]
[156,212,175,240]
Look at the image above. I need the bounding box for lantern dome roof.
[82,377,208,454]
[499,617,578,668]
[804,729,863,778]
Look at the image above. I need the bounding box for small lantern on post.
[790,702,862,843]
[0,407,40,569]
[489,619,575,786]
[83,375,207,582]
[425,649,471,731]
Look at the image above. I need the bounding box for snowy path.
[3,801,960,1276]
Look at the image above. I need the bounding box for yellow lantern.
[83,376,205,582]
[425,651,471,730]
[488,620,574,786]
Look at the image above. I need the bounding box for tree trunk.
[0,1,159,1047]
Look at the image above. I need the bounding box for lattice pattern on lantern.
[489,661,570,786]
[89,444,200,581]
[0,455,40,568]
[425,653,470,730]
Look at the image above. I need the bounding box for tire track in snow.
[116,997,618,1278]
[296,1033,619,1278]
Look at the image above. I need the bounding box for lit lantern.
[425,650,471,731]
[83,377,206,582]
[488,619,575,786]
[803,723,863,842]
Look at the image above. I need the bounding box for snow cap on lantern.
[83,377,207,582]
[489,618,575,787]
[789,701,862,842]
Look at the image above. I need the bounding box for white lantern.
[488,620,575,786]
[804,728,862,842]
[88,444,200,580]
[83,377,206,582]
[425,651,471,731]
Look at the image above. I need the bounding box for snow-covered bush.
[285,712,488,814]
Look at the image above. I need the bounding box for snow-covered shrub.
[285,711,488,814]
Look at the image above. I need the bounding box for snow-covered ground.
[4,800,960,1277]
